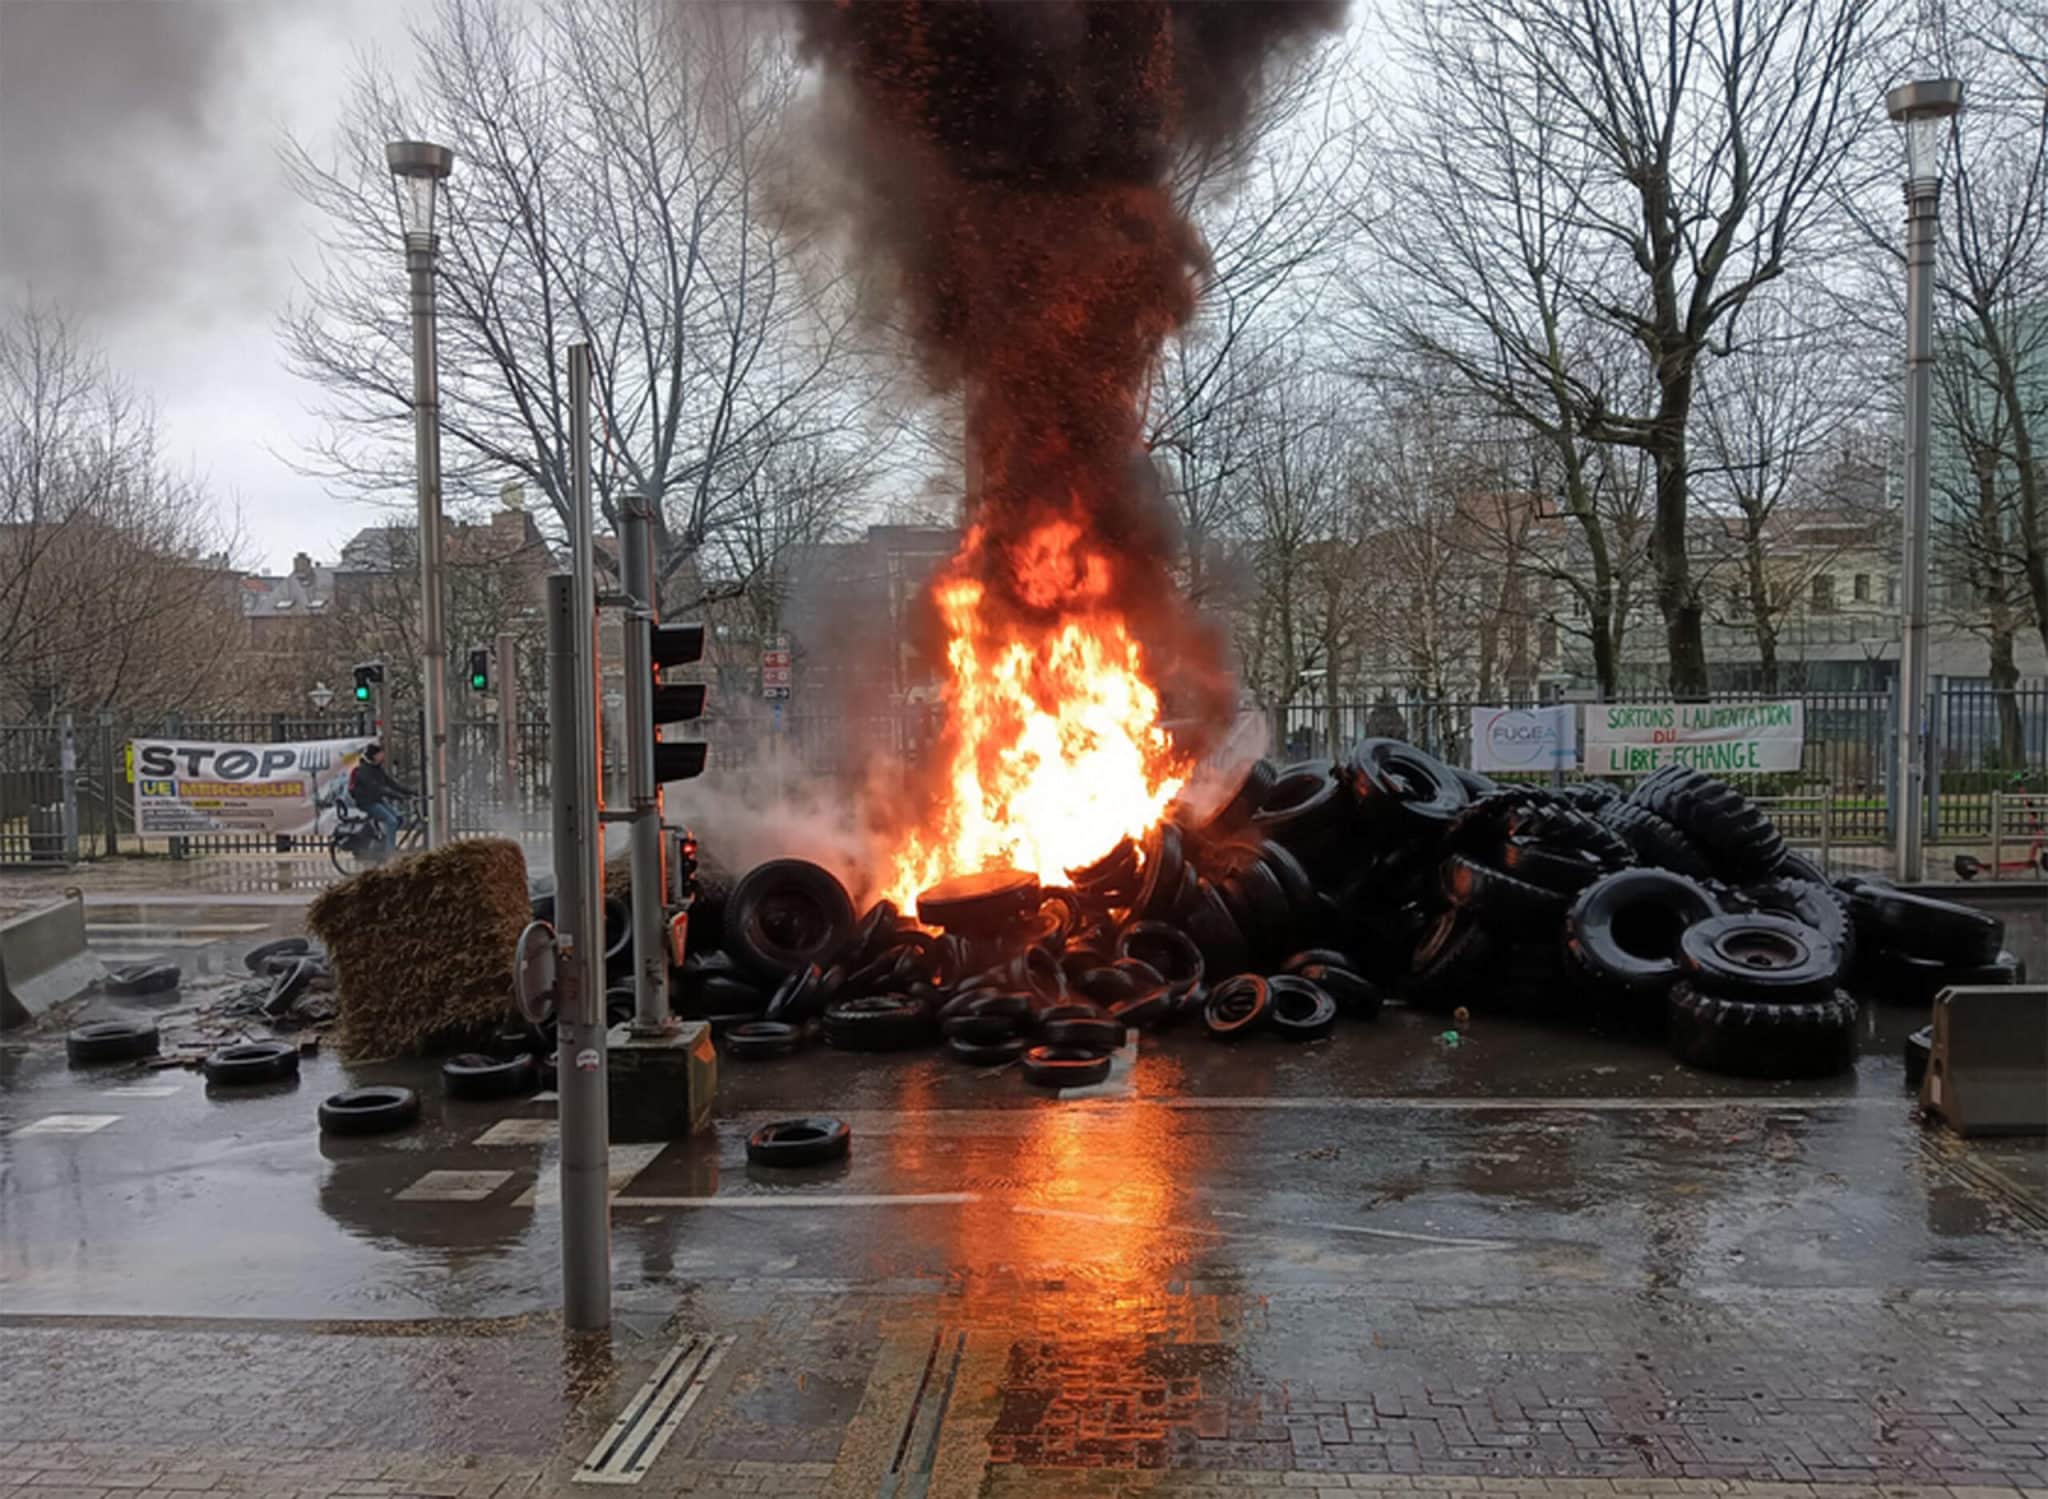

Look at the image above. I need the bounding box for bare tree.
[1692,294,1873,690]
[1365,0,1883,697]
[1223,365,1356,711]
[1932,339,2034,763]
[1939,12,2048,656]
[283,0,884,609]
[0,304,245,718]
[1146,36,1367,599]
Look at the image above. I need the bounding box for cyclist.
[347,742,415,857]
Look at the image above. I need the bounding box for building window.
[1886,574,1898,605]
[1811,574,1835,613]
[1853,573,1870,602]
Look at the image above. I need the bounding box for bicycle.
[329,796,426,876]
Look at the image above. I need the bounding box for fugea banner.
[1583,702,1804,776]
[1469,705,1577,773]
[130,737,370,836]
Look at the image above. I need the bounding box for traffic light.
[352,661,384,702]
[649,622,708,783]
[467,647,489,692]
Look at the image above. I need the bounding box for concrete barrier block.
[0,890,99,1030]
[606,1021,717,1143]
[1921,983,2048,1138]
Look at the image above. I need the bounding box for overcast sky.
[0,0,418,573]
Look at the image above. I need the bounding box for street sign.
[763,686,791,700]
[762,666,793,688]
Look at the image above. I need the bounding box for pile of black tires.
[678,741,2017,1084]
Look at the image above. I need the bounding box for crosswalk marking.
[398,1170,515,1202]
[14,1114,121,1136]
[517,1142,664,1208]
[475,1118,556,1146]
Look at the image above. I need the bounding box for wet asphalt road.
[2,914,2041,1324]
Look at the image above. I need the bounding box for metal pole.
[555,341,610,1332]
[496,629,519,813]
[58,713,78,865]
[406,233,453,848]
[1894,175,1940,882]
[619,480,669,1034]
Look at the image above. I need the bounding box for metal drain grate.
[574,1333,734,1485]
[878,1327,966,1499]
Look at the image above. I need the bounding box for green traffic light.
[354,685,370,701]
[470,673,487,690]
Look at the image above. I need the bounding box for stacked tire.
[674,745,2006,1089]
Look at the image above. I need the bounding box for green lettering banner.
[1581,701,1803,776]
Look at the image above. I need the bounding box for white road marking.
[398,1169,515,1203]
[611,1192,981,1209]
[518,1142,664,1208]
[574,1333,734,1485]
[1012,1202,1510,1251]
[100,1084,182,1099]
[475,1118,557,1146]
[1142,1095,1888,1113]
[14,1114,121,1136]
[86,917,272,929]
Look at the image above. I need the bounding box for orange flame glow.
[887,527,1187,912]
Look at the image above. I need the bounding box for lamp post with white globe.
[386,139,456,849]
[1884,80,1962,882]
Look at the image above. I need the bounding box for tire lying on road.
[1846,884,2004,967]
[1267,975,1338,1040]
[1596,799,1715,880]
[441,1052,538,1101]
[1677,913,1839,1004]
[1666,980,1856,1079]
[1744,877,1855,970]
[746,1116,850,1167]
[318,1086,421,1137]
[1439,853,1570,934]
[203,1040,301,1087]
[1564,869,1721,997]
[723,1021,801,1061]
[821,996,931,1052]
[724,859,856,981]
[1341,739,1469,833]
[244,937,311,974]
[1630,764,1786,881]
[1203,974,1271,1040]
[1019,1044,1112,1088]
[66,1018,161,1066]
[104,962,180,998]
[1905,1025,1933,1092]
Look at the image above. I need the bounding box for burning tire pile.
[680,741,2018,1086]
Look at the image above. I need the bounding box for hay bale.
[307,837,530,1060]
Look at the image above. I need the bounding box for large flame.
[887,525,1188,911]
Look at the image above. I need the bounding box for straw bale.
[307,837,531,1060]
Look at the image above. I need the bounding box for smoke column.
[795,1,1342,716]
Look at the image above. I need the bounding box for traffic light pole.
[618,481,670,1035]
[496,629,519,809]
[556,342,610,1332]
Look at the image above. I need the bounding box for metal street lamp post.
[1885,79,1962,883]
[387,139,456,848]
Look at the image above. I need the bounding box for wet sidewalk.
[3,987,2044,1498]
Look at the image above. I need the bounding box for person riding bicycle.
[347,742,415,856]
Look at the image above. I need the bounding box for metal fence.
[2,679,2042,875]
